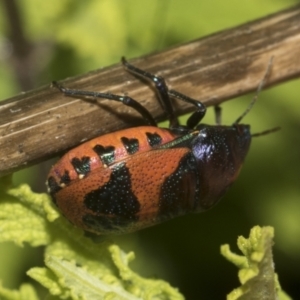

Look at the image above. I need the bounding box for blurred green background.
[0,0,299,299]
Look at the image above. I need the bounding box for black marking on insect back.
[71,157,91,176]
[120,137,139,155]
[83,162,140,232]
[158,152,199,218]
[93,144,115,165]
[60,170,71,185]
[47,176,61,205]
[146,132,162,147]
[84,162,140,216]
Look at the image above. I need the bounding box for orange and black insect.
[46,57,276,235]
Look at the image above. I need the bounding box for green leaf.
[221,226,292,300]
[0,178,184,299]
[0,176,58,247]
[29,255,141,300]
[0,282,39,300]
[27,243,184,299]
[109,245,183,300]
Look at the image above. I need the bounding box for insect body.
[47,57,257,235]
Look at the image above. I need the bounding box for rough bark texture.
[0,5,300,176]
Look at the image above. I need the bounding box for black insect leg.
[214,105,222,125]
[51,81,157,126]
[122,57,179,129]
[168,90,207,129]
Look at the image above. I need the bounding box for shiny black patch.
[71,156,91,176]
[120,137,139,155]
[158,152,198,217]
[83,162,140,223]
[60,170,71,185]
[47,176,61,203]
[146,132,162,147]
[93,144,115,165]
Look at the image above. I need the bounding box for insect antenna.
[251,126,280,137]
[233,57,274,125]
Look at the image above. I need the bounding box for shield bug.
[47,57,277,235]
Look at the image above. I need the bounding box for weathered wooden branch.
[0,5,300,176]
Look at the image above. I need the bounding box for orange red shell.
[47,58,254,236]
[47,123,252,235]
[47,126,198,234]
[47,126,176,186]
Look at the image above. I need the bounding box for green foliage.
[221,226,291,300]
[0,177,292,299]
[0,283,39,300]
[0,0,299,298]
[0,177,184,299]
[0,177,55,247]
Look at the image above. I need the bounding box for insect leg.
[122,57,179,129]
[214,105,222,125]
[52,81,157,126]
[168,89,206,129]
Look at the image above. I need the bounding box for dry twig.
[0,5,300,176]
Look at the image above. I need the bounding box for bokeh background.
[0,0,299,299]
